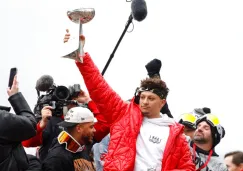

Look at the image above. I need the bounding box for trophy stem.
[78,23,84,57]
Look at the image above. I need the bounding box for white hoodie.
[134,114,175,171]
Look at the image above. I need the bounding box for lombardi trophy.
[62,8,95,62]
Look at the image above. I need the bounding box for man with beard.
[190,114,227,171]
[178,107,211,139]
[42,107,97,171]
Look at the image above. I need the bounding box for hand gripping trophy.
[62,8,95,62]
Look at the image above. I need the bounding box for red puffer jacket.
[76,53,195,171]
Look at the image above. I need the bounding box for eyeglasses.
[58,131,85,153]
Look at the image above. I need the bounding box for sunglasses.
[58,131,85,153]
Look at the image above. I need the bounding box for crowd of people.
[0,31,242,171]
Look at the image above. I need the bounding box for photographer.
[0,75,38,171]
[22,89,109,161]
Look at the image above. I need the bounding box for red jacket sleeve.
[175,135,195,171]
[88,100,110,142]
[76,53,128,125]
[22,122,44,147]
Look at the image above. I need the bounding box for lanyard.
[193,144,213,171]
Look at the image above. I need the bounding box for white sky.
[1,0,243,156]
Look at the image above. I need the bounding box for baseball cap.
[58,107,97,127]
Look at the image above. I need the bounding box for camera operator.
[22,89,109,161]
[0,75,39,171]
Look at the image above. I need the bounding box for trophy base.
[62,50,83,63]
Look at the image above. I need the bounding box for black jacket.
[38,116,63,161]
[0,92,37,171]
[42,138,95,171]
[26,155,41,171]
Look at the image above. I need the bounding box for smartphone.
[8,67,17,88]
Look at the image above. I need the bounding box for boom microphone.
[131,0,147,22]
[36,75,54,92]
[101,0,147,75]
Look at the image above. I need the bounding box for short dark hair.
[225,151,243,166]
[140,78,169,99]
[66,124,78,134]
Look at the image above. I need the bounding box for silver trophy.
[62,8,95,62]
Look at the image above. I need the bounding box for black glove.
[145,59,162,78]
[202,107,211,114]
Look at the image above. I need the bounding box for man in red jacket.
[64,32,195,171]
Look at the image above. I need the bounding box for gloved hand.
[202,107,211,114]
[145,59,162,78]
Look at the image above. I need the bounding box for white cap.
[58,107,97,127]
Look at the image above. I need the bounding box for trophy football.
[62,8,95,62]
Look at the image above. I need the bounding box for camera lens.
[54,86,70,100]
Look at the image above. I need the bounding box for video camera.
[34,84,81,117]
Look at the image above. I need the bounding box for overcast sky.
[1,0,243,156]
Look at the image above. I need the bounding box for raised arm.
[22,105,53,147]
[75,53,128,125]
[0,76,36,142]
[22,122,44,147]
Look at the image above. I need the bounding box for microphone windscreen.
[131,0,147,22]
[36,75,54,92]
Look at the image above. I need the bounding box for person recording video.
[22,75,110,161]
[0,75,39,171]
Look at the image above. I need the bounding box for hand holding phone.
[7,68,18,97]
[8,68,17,88]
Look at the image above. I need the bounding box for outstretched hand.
[7,75,19,97]
[39,106,53,129]
[63,29,70,43]
[63,29,86,62]
[73,90,91,104]
[63,29,85,48]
